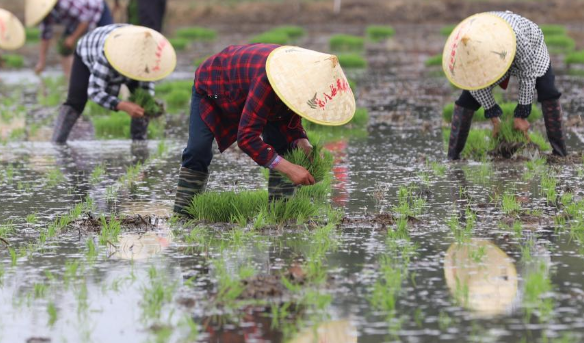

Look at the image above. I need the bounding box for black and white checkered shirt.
[470,11,550,111]
[76,24,155,111]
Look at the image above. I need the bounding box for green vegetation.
[283,145,334,183]
[440,24,456,37]
[174,27,217,41]
[25,27,41,42]
[447,207,476,243]
[1,54,24,68]
[270,26,306,40]
[545,35,575,54]
[442,102,543,123]
[163,88,191,110]
[249,31,289,45]
[169,38,189,51]
[366,25,395,42]
[425,54,442,67]
[337,54,367,69]
[329,34,365,52]
[92,112,164,139]
[193,55,211,67]
[523,262,554,322]
[302,108,369,143]
[502,192,521,215]
[540,25,567,37]
[128,88,163,118]
[566,50,584,65]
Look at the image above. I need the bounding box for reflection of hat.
[442,13,516,90]
[289,320,357,343]
[24,0,58,27]
[0,9,26,50]
[266,46,355,126]
[444,239,518,317]
[109,232,171,260]
[104,25,177,82]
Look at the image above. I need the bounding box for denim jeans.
[181,87,293,173]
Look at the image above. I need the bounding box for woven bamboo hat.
[289,320,357,343]
[266,46,356,126]
[442,13,517,90]
[0,9,26,50]
[444,240,518,317]
[25,0,58,27]
[104,25,177,82]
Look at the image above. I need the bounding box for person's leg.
[262,121,296,202]
[536,65,567,157]
[52,53,90,143]
[137,0,165,32]
[59,27,76,79]
[97,0,114,27]
[174,90,215,215]
[126,81,150,141]
[448,91,480,160]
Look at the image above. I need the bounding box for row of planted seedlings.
[0,27,40,69]
[0,140,189,340]
[427,23,578,73]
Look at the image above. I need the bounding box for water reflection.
[290,320,357,343]
[108,231,172,260]
[444,239,519,317]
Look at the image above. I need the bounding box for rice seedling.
[270,26,306,40]
[329,34,365,52]
[141,266,177,321]
[174,27,217,41]
[179,315,199,342]
[169,38,189,51]
[45,168,65,187]
[438,311,453,331]
[249,31,290,45]
[76,282,89,316]
[9,247,17,266]
[163,88,191,110]
[282,144,334,183]
[63,260,80,289]
[352,107,369,126]
[540,25,567,36]
[541,173,558,205]
[98,215,121,245]
[447,208,474,243]
[155,80,194,95]
[566,50,584,66]
[545,35,575,54]
[442,102,543,123]
[212,259,249,306]
[33,283,48,299]
[0,220,15,238]
[366,25,395,42]
[1,54,24,68]
[429,161,447,177]
[86,237,98,263]
[502,191,521,215]
[440,24,456,36]
[89,164,105,185]
[523,261,554,322]
[425,54,442,67]
[128,88,163,118]
[337,54,367,69]
[25,27,41,42]
[25,213,37,225]
[470,245,487,263]
[370,255,404,314]
[93,112,130,138]
[394,184,426,218]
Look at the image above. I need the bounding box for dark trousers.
[132,0,167,32]
[455,65,562,111]
[181,88,292,173]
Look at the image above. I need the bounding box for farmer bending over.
[51,24,176,143]
[25,0,114,78]
[173,44,356,216]
[444,11,567,160]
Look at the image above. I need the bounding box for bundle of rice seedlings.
[283,144,334,183]
[545,35,575,54]
[129,88,164,118]
[25,28,41,43]
[0,54,24,68]
[329,34,365,52]
[249,31,290,45]
[169,38,189,51]
[425,54,442,67]
[270,26,306,40]
[442,103,543,123]
[366,25,395,42]
[174,27,217,41]
[540,25,567,37]
[337,54,367,69]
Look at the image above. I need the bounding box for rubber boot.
[51,105,81,144]
[130,117,149,141]
[173,167,209,216]
[268,170,296,203]
[447,105,475,160]
[542,99,568,157]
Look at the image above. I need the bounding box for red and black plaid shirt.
[194,44,308,167]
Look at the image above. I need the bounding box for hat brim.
[442,13,517,91]
[0,9,26,50]
[25,0,58,27]
[266,46,356,127]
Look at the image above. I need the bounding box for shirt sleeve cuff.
[484,104,503,119]
[267,155,283,170]
[514,104,532,119]
[110,98,121,112]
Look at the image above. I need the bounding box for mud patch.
[66,214,163,235]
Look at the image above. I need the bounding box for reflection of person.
[173,44,356,215]
[51,24,176,144]
[25,0,114,78]
[109,231,171,260]
[444,11,567,160]
[113,0,167,33]
[444,239,519,317]
[0,8,26,52]
[290,320,357,343]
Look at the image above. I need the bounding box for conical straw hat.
[104,25,177,82]
[266,46,355,126]
[442,13,516,90]
[25,0,58,27]
[444,239,518,317]
[0,9,26,50]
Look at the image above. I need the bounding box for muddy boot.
[51,105,81,144]
[173,167,209,216]
[447,105,475,160]
[130,117,149,141]
[268,170,296,203]
[542,99,568,157]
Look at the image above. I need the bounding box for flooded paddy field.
[3,23,584,343]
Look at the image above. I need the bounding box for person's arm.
[88,57,144,117]
[35,39,51,74]
[237,79,315,185]
[64,22,90,49]
[139,81,156,96]
[470,85,502,136]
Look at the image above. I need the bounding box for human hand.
[35,59,46,75]
[295,138,313,157]
[117,101,145,118]
[274,159,315,186]
[64,36,76,49]
[491,117,501,138]
[513,118,531,141]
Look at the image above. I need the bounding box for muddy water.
[3,25,584,343]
